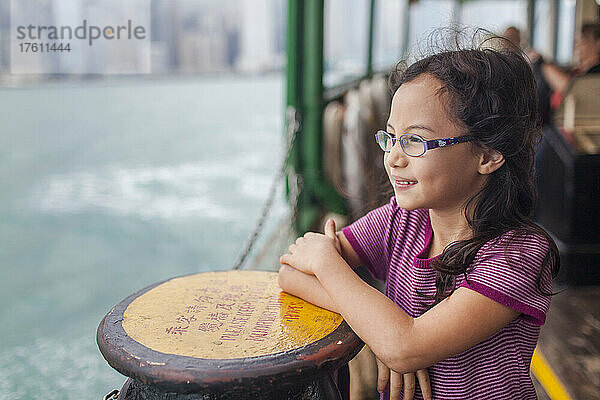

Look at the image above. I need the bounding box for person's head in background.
[502,26,521,49]
[576,23,600,67]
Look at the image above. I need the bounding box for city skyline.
[0,0,287,77]
[0,0,573,80]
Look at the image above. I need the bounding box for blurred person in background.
[529,23,600,112]
[500,25,554,126]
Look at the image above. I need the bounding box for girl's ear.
[477,148,505,175]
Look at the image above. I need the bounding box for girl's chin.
[393,193,422,211]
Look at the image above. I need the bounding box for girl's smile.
[391,176,418,189]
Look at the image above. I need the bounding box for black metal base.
[118,373,342,400]
[98,272,360,400]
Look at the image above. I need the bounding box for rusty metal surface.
[97,271,364,395]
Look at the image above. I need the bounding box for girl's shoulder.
[474,227,551,271]
[462,227,554,325]
[484,228,550,250]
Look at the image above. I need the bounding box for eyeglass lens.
[376,131,425,156]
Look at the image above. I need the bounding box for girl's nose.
[385,143,409,168]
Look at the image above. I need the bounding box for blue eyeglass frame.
[375,130,476,157]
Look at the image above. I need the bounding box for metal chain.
[286,171,302,235]
[232,106,301,270]
[102,389,119,400]
[281,107,303,240]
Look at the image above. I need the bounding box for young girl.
[279,40,559,400]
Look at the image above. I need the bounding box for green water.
[0,74,287,399]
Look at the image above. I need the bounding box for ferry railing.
[286,0,399,235]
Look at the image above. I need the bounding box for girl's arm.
[280,229,520,374]
[280,221,435,400]
[278,226,363,311]
[316,260,519,373]
[336,230,364,268]
[278,265,338,312]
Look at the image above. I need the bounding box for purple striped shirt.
[342,197,553,400]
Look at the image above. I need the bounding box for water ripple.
[29,159,280,220]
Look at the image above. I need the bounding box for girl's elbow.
[388,357,423,374]
[376,347,421,374]
[379,355,409,374]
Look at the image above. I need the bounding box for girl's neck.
[427,208,472,258]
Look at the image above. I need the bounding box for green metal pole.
[299,0,324,233]
[286,0,347,234]
[367,0,376,76]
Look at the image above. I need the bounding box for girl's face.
[384,74,486,214]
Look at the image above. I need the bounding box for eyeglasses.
[374,130,475,157]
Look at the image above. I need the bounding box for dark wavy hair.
[388,30,560,305]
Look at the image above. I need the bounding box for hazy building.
[237,0,278,73]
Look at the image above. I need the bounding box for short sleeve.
[341,197,402,281]
[459,232,553,325]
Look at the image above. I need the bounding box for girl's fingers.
[416,369,432,400]
[389,370,403,400]
[279,252,295,266]
[324,218,336,239]
[287,244,294,253]
[323,219,342,253]
[403,373,416,400]
[376,358,390,394]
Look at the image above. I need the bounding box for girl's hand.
[279,219,342,275]
[323,218,342,255]
[376,357,432,400]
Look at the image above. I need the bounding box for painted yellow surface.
[122,271,343,359]
[530,347,572,400]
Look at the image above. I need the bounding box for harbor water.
[0,74,288,399]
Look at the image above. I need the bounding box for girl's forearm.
[314,257,415,371]
[278,265,338,312]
